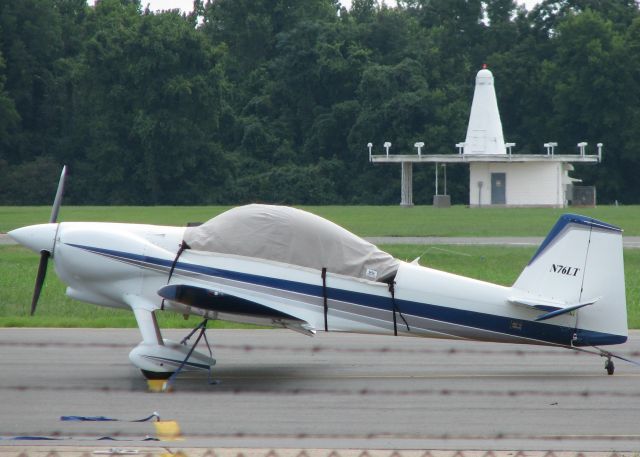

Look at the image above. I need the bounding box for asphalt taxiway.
[1,329,639,451]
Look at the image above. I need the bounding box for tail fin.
[511,214,627,346]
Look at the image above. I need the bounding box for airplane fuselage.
[45,222,625,349]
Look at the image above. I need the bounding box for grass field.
[0,244,259,329]
[2,244,639,329]
[2,205,637,329]
[1,204,640,236]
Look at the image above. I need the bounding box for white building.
[370,66,601,207]
[468,159,581,207]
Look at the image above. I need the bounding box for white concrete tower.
[464,65,506,155]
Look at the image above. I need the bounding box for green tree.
[542,9,637,201]
[0,0,64,163]
[69,0,228,204]
[0,51,19,149]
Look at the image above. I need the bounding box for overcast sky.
[89,1,542,15]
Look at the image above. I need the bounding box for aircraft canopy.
[183,204,399,282]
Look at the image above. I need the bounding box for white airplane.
[8,167,634,381]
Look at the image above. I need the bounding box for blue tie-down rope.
[1,436,159,441]
[60,412,160,422]
[0,412,162,441]
[5,436,60,441]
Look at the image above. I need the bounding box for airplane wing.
[158,284,314,334]
[508,295,599,322]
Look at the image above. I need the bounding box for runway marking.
[538,434,640,438]
[179,373,640,380]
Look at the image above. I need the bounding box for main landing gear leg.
[131,306,175,380]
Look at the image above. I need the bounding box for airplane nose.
[8,223,58,254]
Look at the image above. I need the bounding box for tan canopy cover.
[183,204,399,282]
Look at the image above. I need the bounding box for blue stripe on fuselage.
[66,243,626,347]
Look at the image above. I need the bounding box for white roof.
[183,204,399,282]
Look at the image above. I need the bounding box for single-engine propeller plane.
[8,167,634,380]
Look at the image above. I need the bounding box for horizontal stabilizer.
[534,302,595,322]
[509,296,599,322]
[158,284,305,323]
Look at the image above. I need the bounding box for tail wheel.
[605,359,615,376]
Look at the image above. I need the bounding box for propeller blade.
[31,250,50,316]
[49,165,67,224]
[29,165,66,316]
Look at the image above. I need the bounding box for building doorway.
[491,172,506,204]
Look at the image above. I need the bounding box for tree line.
[0,0,638,205]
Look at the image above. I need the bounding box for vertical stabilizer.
[464,67,506,155]
[511,214,627,346]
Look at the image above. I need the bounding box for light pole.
[505,142,516,156]
[383,141,391,157]
[577,142,588,157]
[443,164,447,195]
[414,142,424,157]
[597,143,603,162]
[544,142,557,156]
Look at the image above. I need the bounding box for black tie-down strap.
[389,281,410,336]
[168,241,189,282]
[162,241,189,311]
[166,318,216,389]
[322,267,329,332]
